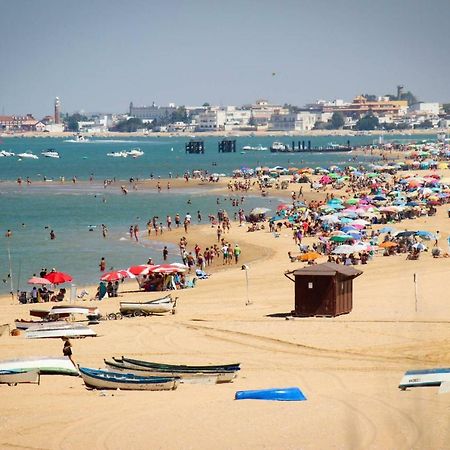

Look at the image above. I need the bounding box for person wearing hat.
[233,244,241,264]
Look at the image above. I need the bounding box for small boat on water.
[0,150,15,157]
[79,367,179,391]
[126,148,144,158]
[107,151,128,158]
[0,369,40,385]
[0,357,78,375]
[105,359,224,384]
[41,149,60,158]
[119,294,177,316]
[399,367,450,390]
[17,151,39,159]
[242,144,268,151]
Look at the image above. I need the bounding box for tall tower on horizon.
[54,97,61,124]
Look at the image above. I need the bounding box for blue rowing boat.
[79,367,179,391]
[235,387,307,401]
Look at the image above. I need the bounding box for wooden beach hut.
[285,262,362,317]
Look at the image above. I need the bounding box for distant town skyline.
[1,0,449,118]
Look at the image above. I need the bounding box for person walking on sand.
[62,337,74,364]
[166,215,172,231]
[233,244,241,264]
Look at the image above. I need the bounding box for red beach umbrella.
[100,270,131,282]
[27,276,53,285]
[44,271,73,285]
[127,264,157,276]
[151,264,186,274]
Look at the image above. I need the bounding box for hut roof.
[287,262,362,279]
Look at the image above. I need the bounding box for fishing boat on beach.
[105,359,230,383]
[0,357,78,375]
[30,305,101,321]
[119,294,177,316]
[0,369,40,385]
[25,323,96,339]
[399,367,450,390]
[79,367,179,391]
[114,357,239,382]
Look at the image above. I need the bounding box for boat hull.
[79,367,178,391]
[0,357,78,375]
[0,369,40,385]
[399,368,450,389]
[119,296,176,315]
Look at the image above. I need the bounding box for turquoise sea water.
[0,134,437,294]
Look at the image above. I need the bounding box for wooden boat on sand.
[0,369,40,385]
[119,295,177,316]
[116,357,239,383]
[120,356,240,373]
[25,323,96,339]
[79,367,179,391]
[104,359,219,384]
[0,357,78,375]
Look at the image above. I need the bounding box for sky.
[1,0,449,118]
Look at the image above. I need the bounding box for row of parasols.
[27,263,189,286]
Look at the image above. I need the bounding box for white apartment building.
[409,102,440,116]
[269,112,316,132]
[196,109,226,131]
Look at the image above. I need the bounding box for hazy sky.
[1,0,449,117]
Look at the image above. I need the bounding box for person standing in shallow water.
[99,257,106,271]
[50,230,56,240]
[163,246,169,261]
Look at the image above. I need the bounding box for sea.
[0,133,437,294]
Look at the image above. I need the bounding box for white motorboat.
[242,144,268,151]
[107,151,128,158]
[0,150,15,157]
[41,149,60,158]
[17,152,39,159]
[126,148,144,158]
[74,134,88,142]
[0,357,78,375]
[270,142,290,152]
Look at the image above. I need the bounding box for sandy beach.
[1,173,450,449]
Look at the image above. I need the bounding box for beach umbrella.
[151,264,186,274]
[330,234,354,242]
[415,231,436,240]
[100,270,132,282]
[44,271,73,285]
[341,226,358,233]
[379,241,398,248]
[395,231,416,238]
[379,226,396,234]
[320,214,340,223]
[332,245,355,255]
[27,276,53,285]
[299,251,321,261]
[127,264,157,276]
[250,207,271,215]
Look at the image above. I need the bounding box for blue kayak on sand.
[235,387,306,401]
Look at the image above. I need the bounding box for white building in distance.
[409,102,440,116]
[269,112,316,132]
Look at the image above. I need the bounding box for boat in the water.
[17,152,39,159]
[126,148,144,158]
[0,369,40,385]
[242,144,268,151]
[0,357,78,375]
[73,134,88,142]
[119,294,177,316]
[0,150,15,157]
[41,149,60,158]
[106,151,128,158]
[119,356,240,373]
[79,367,179,391]
[270,142,290,152]
[105,359,230,383]
[399,367,450,390]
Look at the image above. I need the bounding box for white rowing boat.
[0,369,40,385]
[25,323,96,339]
[0,357,78,375]
[79,367,178,391]
[119,295,176,315]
